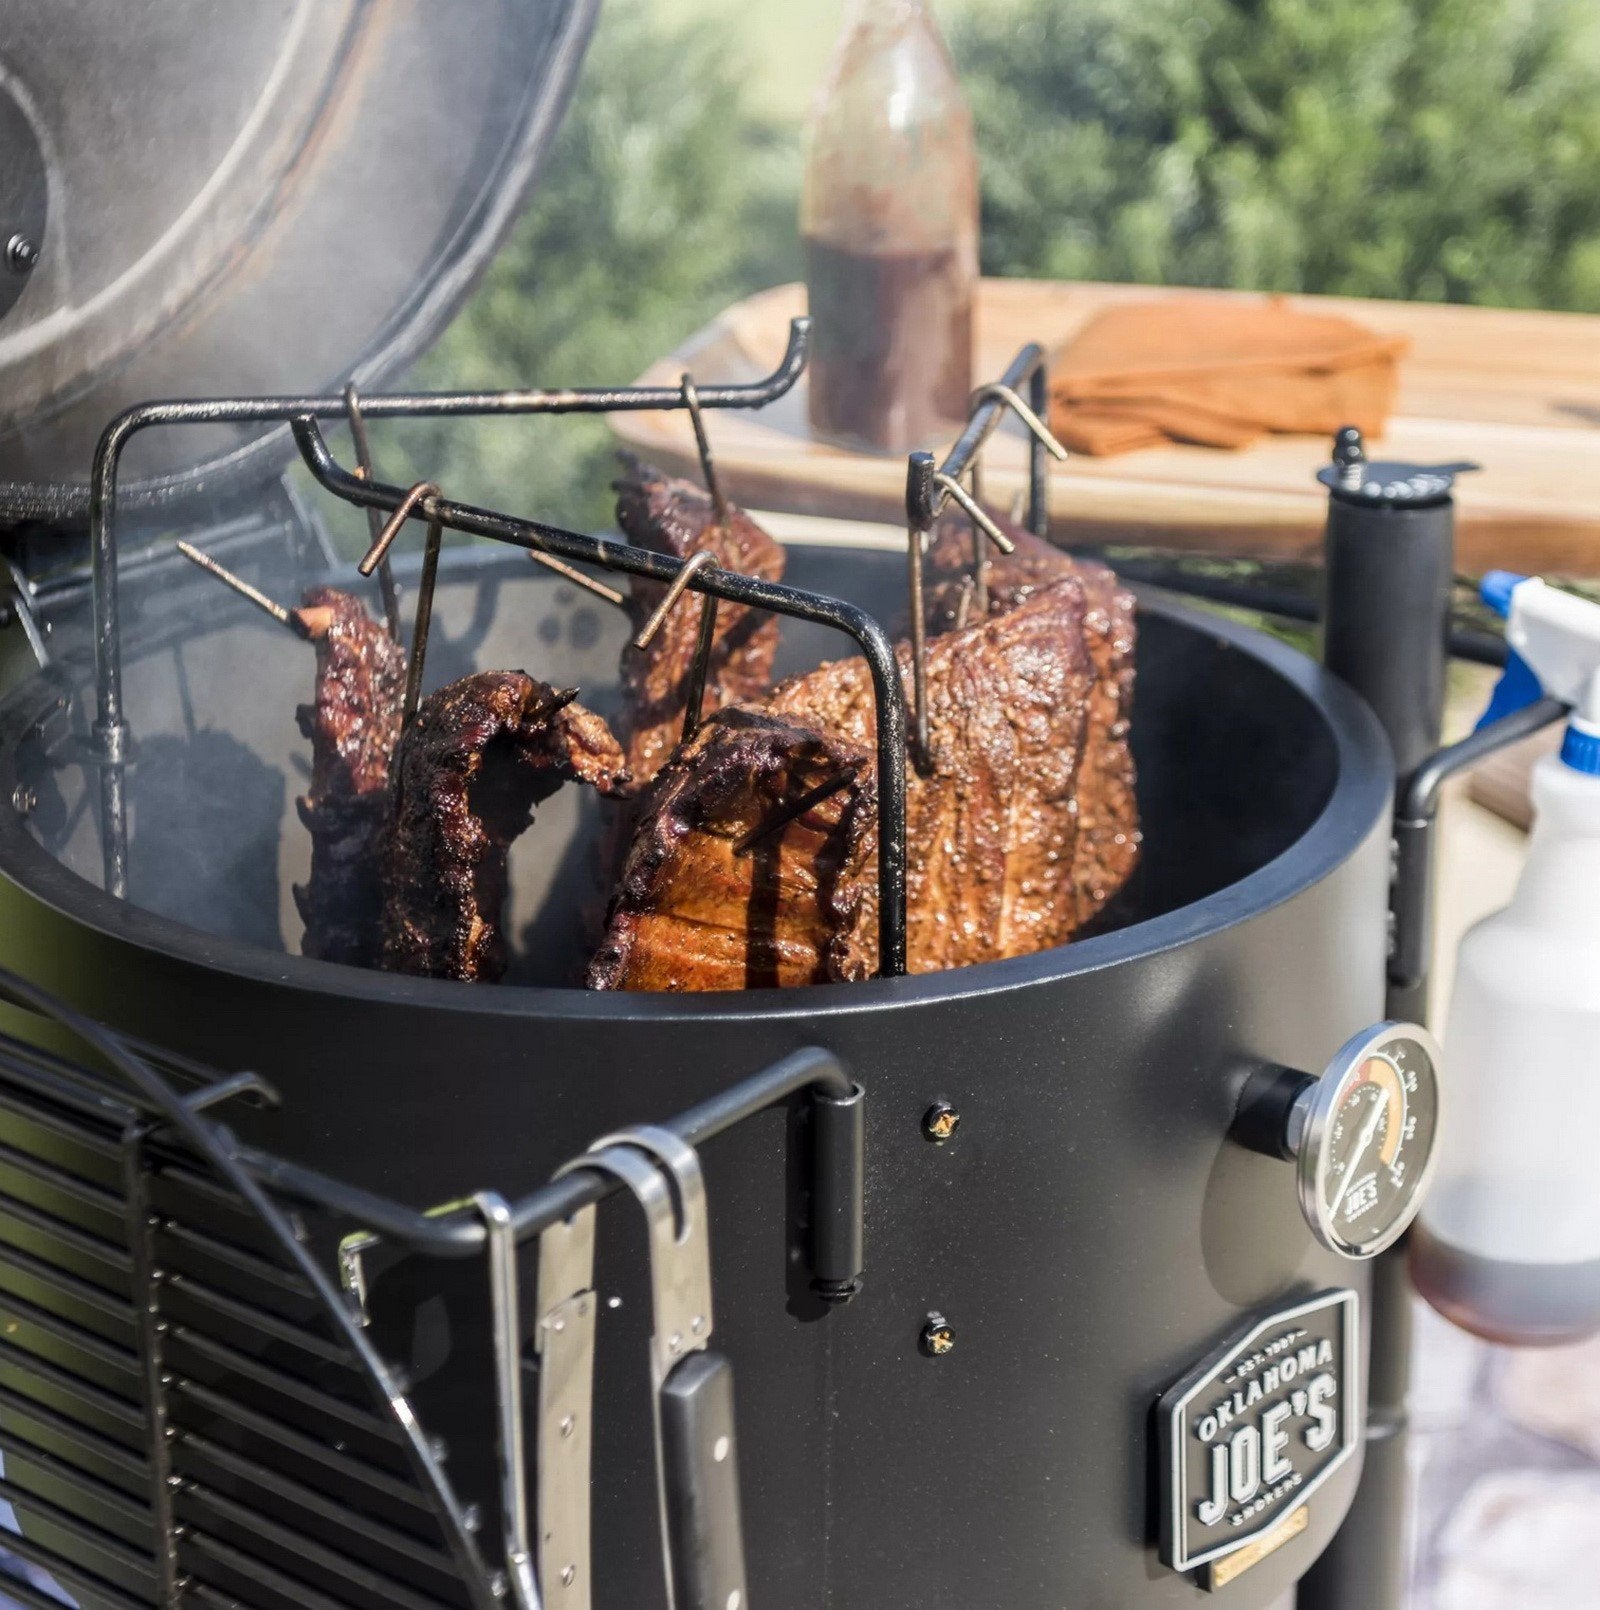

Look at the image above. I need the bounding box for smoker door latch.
[572,1129,749,1610]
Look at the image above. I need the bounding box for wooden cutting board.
[611,279,1600,575]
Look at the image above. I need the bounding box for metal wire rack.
[0,964,862,1610]
[79,321,1075,980]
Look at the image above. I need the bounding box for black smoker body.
[0,543,1393,1610]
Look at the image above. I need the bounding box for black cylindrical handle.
[660,1350,748,1610]
[1322,496,1455,783]
[810,1082,865,1300]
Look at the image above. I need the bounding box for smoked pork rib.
[292,587,407,967]
[614,456,786,784]
[382,672,629,982]
[588,707,876,991]
[925,512,1140,927]
[767,580,1098,974]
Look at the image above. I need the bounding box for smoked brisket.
[925,512,1140,926]
[292,587,407,967]
[614,456,786,784]
[768,579,1099,974]
[588,707,875,991]
[382,672,629,982]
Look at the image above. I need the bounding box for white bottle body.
[1412,753,1600,1345]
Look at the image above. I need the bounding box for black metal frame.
[906,342,1053,541]
[0,963,864,1609]
[78,318,916,977]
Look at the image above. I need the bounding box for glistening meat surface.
[767,579,1098,974]
[589,707,875,991]
[614,456,786,785]
[382,672,629,982]
[925,511,1140,927]
[291,587,406,967]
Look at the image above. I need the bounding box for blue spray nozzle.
[1480,571,1527,619]
[1477,649,1544,731]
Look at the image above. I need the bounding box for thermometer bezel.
[1289,1020,1443,1259]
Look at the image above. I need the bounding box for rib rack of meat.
[291,586,407,967]
[925,511,1141,928]
[382,671,630,982]
[588,707,876,992]
[614,456,787,784]
[769,579,1101,975]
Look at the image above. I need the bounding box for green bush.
[385,0,799,531]
[957,0,1600,309]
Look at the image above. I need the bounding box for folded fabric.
[1049,295,1410,456]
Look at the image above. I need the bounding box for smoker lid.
[0,0,598,525]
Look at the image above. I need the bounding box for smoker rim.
[0,590,1392,1020]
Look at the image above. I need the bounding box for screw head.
[921,1314,955,1356]
[5,234,37,274]
[10,785,35,817]
[922,1101,960,1143]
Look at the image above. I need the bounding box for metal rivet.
[727,1591,742,1610]
[669,1332,683,1354]
[5,235,37,275]
[690,1315,705,1335]
[561,1565,576,1587]
[921,1314,955,1356]
[922,1102,960,1143]
[713,1435,730,1463]
[560,1415,575,1439]
[9,785,35,817]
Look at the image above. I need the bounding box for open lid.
[0,0,598,526]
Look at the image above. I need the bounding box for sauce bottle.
[802,0,978,454]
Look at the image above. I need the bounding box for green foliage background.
[389,0,1600,523]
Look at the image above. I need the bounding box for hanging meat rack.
[80,320,1066,981]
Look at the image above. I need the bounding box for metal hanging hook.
[904,523,932,772]
[632,548,718,652]
[1,556,50,669]
[680,373,729,529]
[968,380,1070,463]
[344,382,404,640]
[355,481,443,726]
[931,472,1015,555]
[734,760,864,856]
[357,480,440,578]
[967,459,990,616]
[176,542,336,641]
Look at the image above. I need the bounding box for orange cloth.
[1048,296,1410,456]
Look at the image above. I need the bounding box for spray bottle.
[1411,573,1600,1345]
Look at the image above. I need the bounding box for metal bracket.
[535,1204,599,1610]
[557,1131,744,1610]
[589,1127,714,1378]
[477,1191,540,1610]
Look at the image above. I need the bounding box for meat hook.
[344,381,403,640]
[175,541,333,642]
[967,380,1070,464]
[680,372,730,529]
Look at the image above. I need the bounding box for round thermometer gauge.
[1289,1022,1442,1259]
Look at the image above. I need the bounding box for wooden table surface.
[611,279,1600,574]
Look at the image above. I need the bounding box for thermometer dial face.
[1296,1022,1442,1259]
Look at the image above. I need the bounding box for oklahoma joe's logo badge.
[1157,1290,1359,1581]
